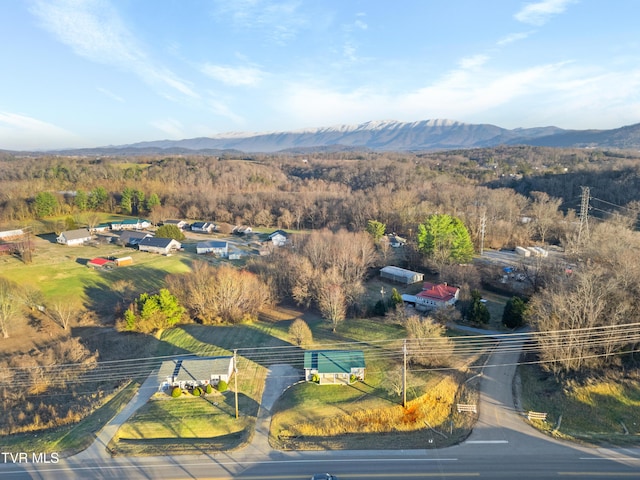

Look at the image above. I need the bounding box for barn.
[379,266,424,285]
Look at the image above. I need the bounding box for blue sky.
[1,0,640,150]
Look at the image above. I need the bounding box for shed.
[87,257,114,269]
[114,256,134,267]
[138,237,181,254]
[304,350,365,384]
[379,266,424,285]
[158,356,235,390]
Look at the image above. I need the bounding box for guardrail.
[527,411,547,421]
[457,404,477,413]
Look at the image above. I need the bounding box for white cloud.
[213,0,308,45]
[200,64,265,87]
[150,118,187,139]
[30,0,198,98]
[514,0,575,26]
[458,54,490,70]
[280,56,640,131]
[497,31,534,46]
[0,112,80,150]
[97,87,125,103]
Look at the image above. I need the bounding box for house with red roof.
[415,282,460,309]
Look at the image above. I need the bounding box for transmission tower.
[577,186,590,247]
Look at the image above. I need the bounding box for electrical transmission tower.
[577,186,590,247]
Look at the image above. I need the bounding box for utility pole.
[402,339,407,408]
[233,349,239,419]
[479,213,486,256]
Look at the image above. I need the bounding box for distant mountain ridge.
[14,119,640,155]
[114,119,640,153]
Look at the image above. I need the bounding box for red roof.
[417,282,459,302]
[88,257,112,266]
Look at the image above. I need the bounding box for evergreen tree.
[146,192,161,212]
[366,219,386,241]
[74,189,88,211]
[468,289,490,324]
[155,224,186,241]
[33,192,58,218]
[503,296,527,329]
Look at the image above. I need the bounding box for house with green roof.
[303,350,365,385]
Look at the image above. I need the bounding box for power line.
[2,323,640,390]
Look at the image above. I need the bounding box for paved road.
[2,344,640,479]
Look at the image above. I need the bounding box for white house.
[196,240,229,256]
[57,228,93,246]
[414,282,460,309]
[110,218,151,231]
[163,219,187,230]
[268,230,288,246]
[191,221,216,233]
[138,237,181,254]
[159,356,235,390]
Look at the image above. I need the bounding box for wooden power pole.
[402,339,407,408]
[233,349,239,419]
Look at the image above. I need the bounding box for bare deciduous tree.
[48,300,78,330]
[288,318,313,346]
[317,282,346,332]
[0,277,21,339]
[405,315,453,367]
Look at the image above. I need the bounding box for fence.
[527,411,547,421]
[457,404,477,413]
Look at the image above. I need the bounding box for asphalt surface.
[2,341,640,479]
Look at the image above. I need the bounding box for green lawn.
[112,393,253,455]
[3,239,191,303]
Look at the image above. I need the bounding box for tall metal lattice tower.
[577,186,590,246]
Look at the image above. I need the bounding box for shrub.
[311,373,320,383]
[171,386,181,398]
[217,380,228,392]
[350,374,357,384]
[205,384,213,394]
[192,386,202,396]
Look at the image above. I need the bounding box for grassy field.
[2,233,191,303]
[0,381,139,456]
[270,371,475,450]
[518,364,640,445]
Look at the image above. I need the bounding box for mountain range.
[21,119,640,155]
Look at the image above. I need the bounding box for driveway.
[237,364,301,457]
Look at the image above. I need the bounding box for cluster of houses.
[56,219,291,260]
[159,349,366,392]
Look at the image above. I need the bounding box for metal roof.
[303,350,365,374]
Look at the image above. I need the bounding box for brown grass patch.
[286,375,458,437]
